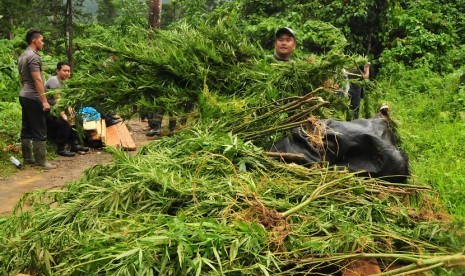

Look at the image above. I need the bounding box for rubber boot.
[32,140,57,170]
[21,139,34,165]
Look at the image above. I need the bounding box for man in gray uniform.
[18,29,56,169]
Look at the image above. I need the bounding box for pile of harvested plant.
[0,126,464,275]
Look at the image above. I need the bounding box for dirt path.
[0,118,152,215]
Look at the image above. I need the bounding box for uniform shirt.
[45,76,62,106]
[45,75,62,90]
[267,54,294,63]
[18,47,43,101]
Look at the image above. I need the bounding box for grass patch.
[379,67,465,218]
[0,102,22,178]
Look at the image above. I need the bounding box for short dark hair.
[57,61,71,70]
[26,29,43,45]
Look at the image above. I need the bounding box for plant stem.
[281,174,354,217]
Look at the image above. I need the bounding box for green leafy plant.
[0,38,20,102]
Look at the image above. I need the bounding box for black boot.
[32,141,57,169]
[168,117,176,137]
[57,146,76,157]
[21,139,34,165]
[71,144,90,152]
[146,127,161,137]
[102,112,122,127]
[70,140,90,152]
[146,115,162,137]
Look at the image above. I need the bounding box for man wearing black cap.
[274,27,297,62]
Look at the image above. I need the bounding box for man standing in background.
[18,29,57,169]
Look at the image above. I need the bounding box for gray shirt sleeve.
[45,76,62,90]
[45,76,62,106]
[29,55,42,73]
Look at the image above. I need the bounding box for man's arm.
[31,71,50,112]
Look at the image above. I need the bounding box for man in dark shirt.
[18,29,56,169]
[345,62,370,120]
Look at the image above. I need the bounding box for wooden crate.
[83,118,106,142]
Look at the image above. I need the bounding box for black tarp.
[269,114,410,183]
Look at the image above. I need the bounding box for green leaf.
[177,243,184,267]
[257,263,270,276]
[229,239,239,264]
[115,248,140,260]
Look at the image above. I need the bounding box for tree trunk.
[8,17,14,39]
[65,0,74,69]
[147,0,162,40]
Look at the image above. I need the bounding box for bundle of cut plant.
[61,19,349,119]
[0,127,463,275]
[229,87,331,142]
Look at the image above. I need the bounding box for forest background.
[1,0,465,220]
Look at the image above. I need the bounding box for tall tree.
[148,0,162,38]
[0,0,29,39]
[65,0,74,66]
[96,0,117,26]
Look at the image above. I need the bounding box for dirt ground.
[0,118,154,215]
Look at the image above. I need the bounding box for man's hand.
[42,101,51,112]
[60,111,68,122]
[363,62,371,79]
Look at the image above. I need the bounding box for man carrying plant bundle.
[17,29,56,169]
[273,27,297,62]
[45,61,89,157]
[344,62,370,120]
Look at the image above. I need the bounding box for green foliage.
[379,2,456,72]
[1,0,90,55]
[162,0,227,27]
[0,0,30,37]
[242,17,347,55]
[104,0,147,35]
[378,65,465,218]
[0,102,22,178]
[96,0,118,26]
[215,0,465,74]
[0,102,21,139]
[0,0,464,274]
[221,0,390,58]
[0,38,20,101]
